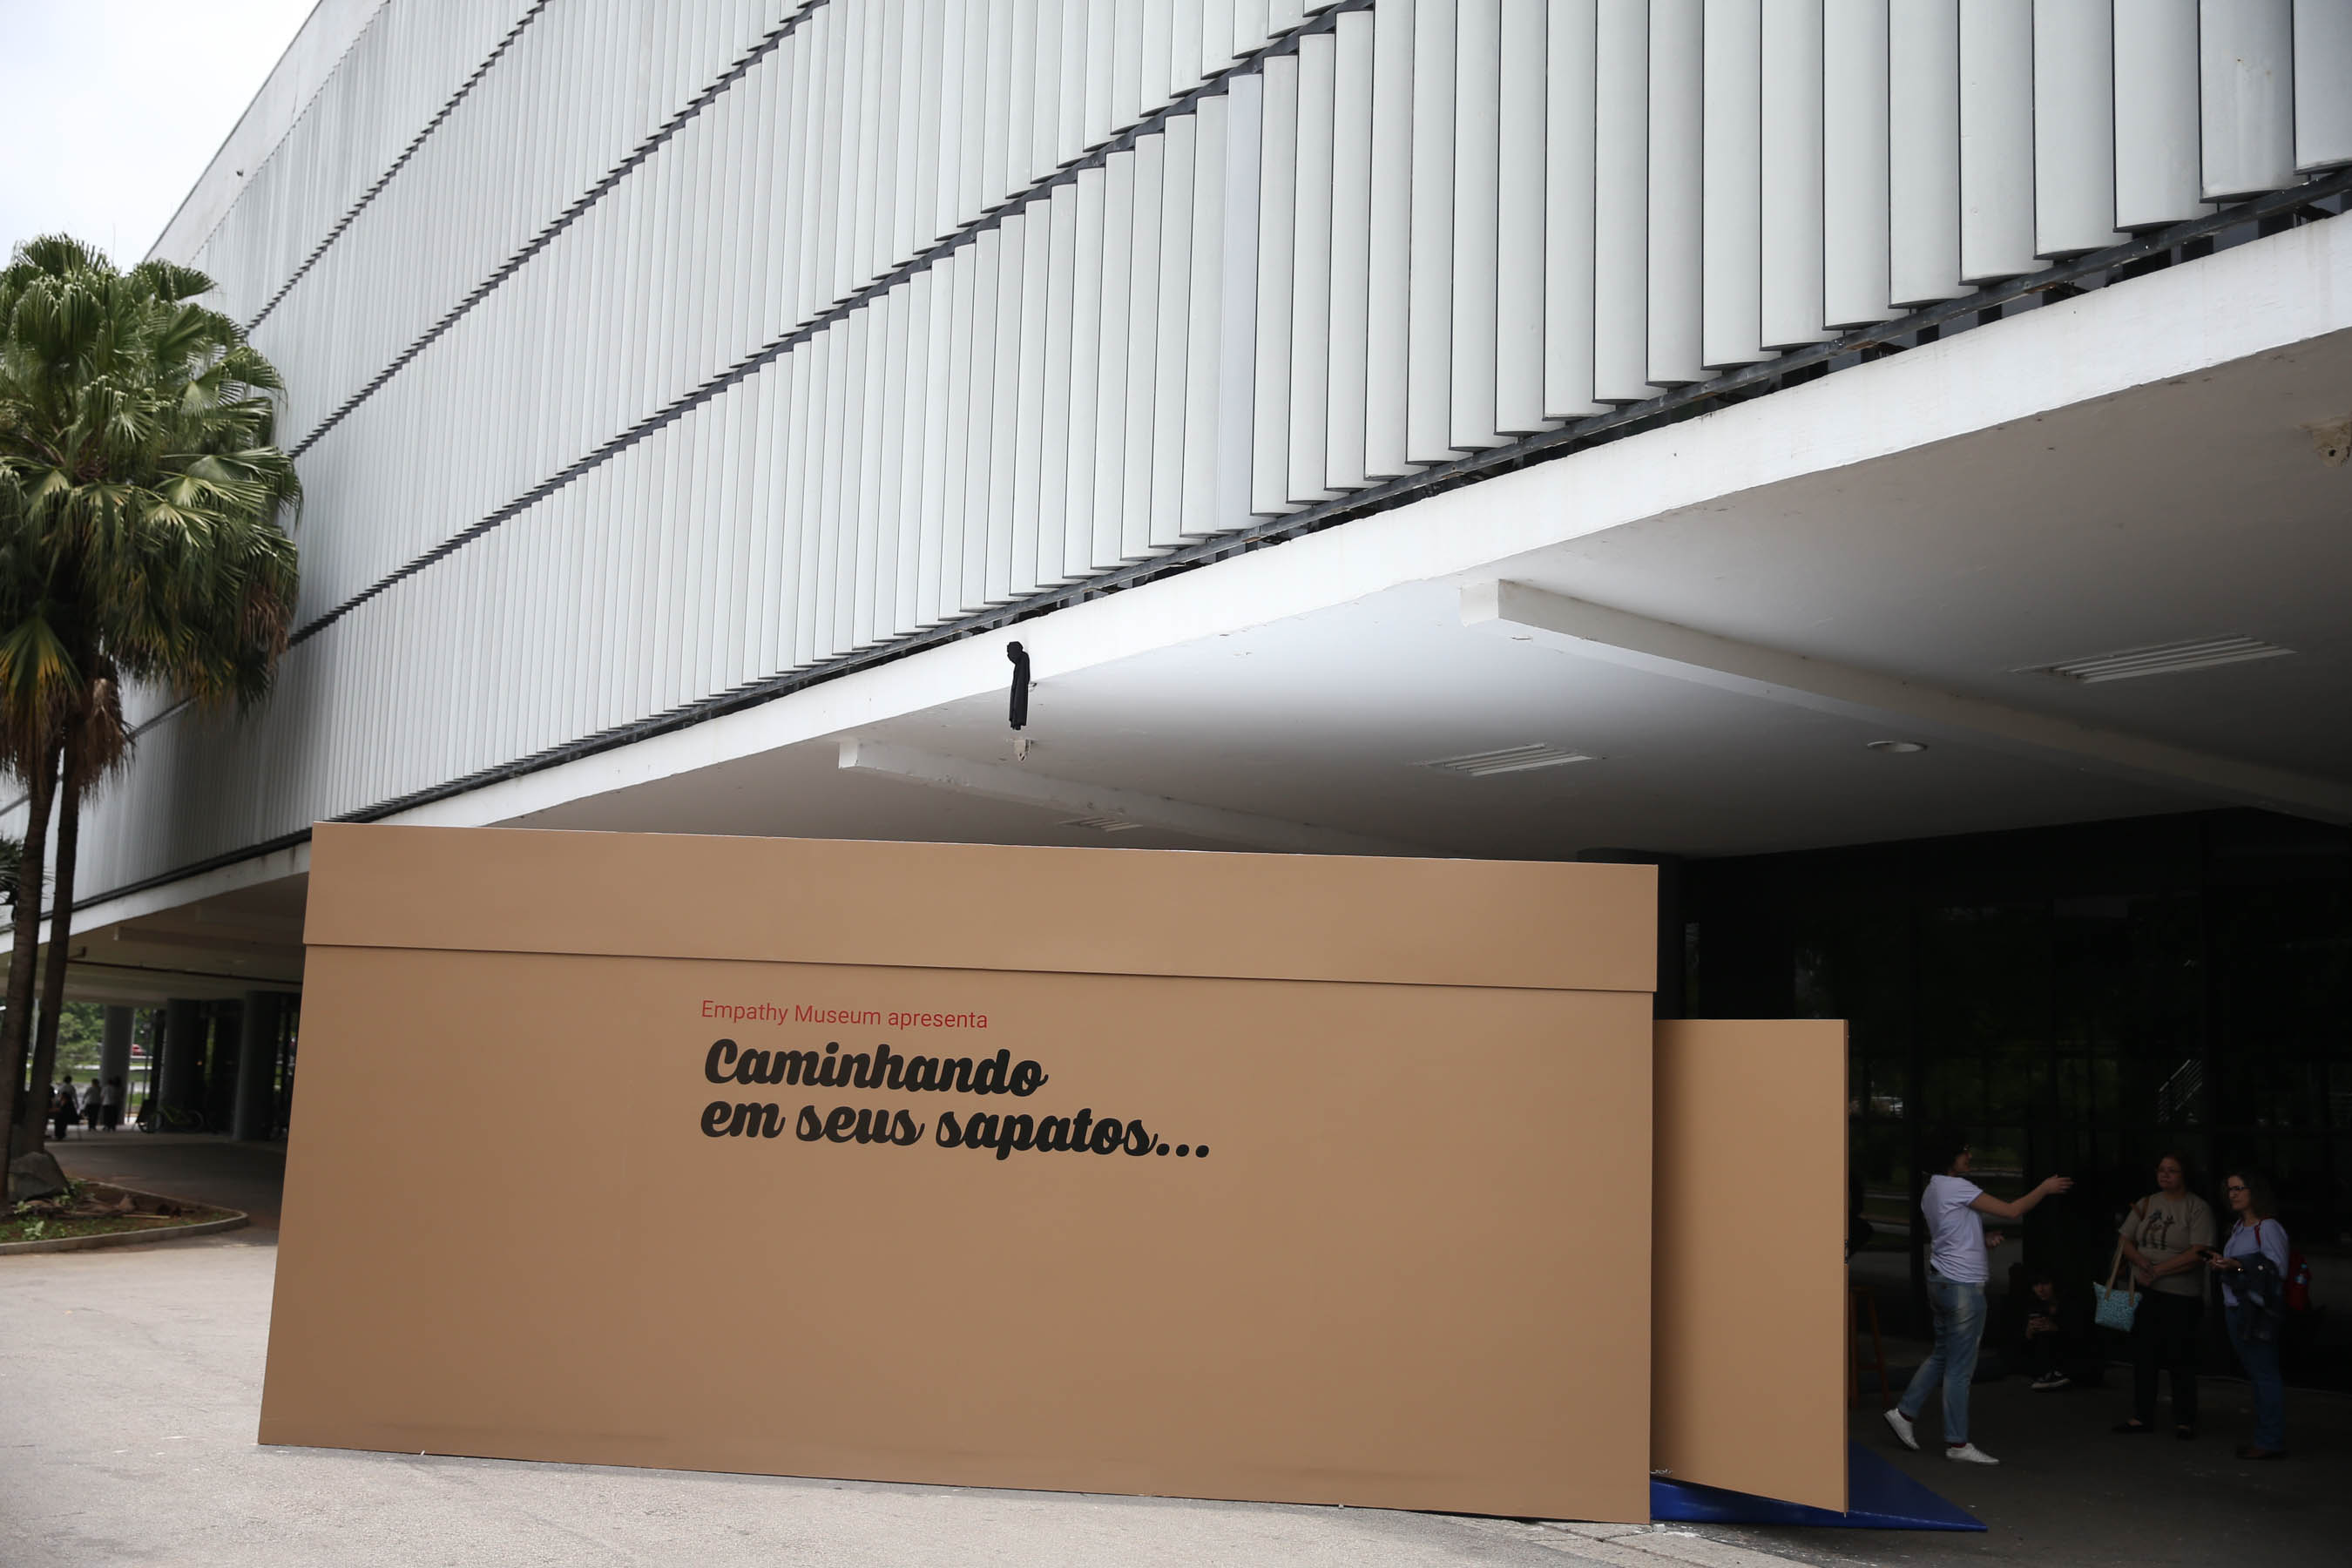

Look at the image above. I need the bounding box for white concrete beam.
[57,841,309,950]
[836,741,1440,857]
[60,964,292,1005]
[1463,579,2352,823]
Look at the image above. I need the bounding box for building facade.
[23,1,2352,1347]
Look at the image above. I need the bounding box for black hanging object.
[1006,641,1031,731]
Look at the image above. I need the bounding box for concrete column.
[139,1007,163,1109]
[99,1007,132,1125]
[232,992,280,1142]
[203,1004,235,1129]
[159,997,206,1121]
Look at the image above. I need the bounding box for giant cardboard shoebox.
[264,826,1844,1521]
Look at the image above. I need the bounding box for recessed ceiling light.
[2022,635,2291,683]
[1865,740,1928,754]
[1059,814,1143,833]
[1423,743,1598,777]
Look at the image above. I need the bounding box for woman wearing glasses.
[2207,1170,2289,1460]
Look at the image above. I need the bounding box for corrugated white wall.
[80,0,2352,902]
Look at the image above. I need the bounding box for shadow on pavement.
[1693,1358,2351,1568]
[51,1133,285,1232]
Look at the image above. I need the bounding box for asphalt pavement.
[1,1233,1802,1568]
[12,1139,2345,1567]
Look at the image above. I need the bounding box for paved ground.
[1,1234,1796,1568]
[11,1141,2346,1566]
[1708,1369,2352,1568]
[51,1133,287,1228]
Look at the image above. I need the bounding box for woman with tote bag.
[2110,1153,2214,1437]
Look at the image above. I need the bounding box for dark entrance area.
[145,997,301,1140]
[1686,808,2350,1387]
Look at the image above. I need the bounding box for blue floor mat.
[1650,1443,1984,1531]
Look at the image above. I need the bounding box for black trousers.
[2132,1288,2202,1427]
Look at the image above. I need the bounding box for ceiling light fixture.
[2023,634,2292,684]
[1059,814,1143,833]
[1423,743,1598,777]
[1865,740,1928,754]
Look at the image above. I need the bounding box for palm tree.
[0,235,298,1152]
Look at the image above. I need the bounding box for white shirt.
[1923,1173,1989,1284]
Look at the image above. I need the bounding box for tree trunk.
[25,728,84,1152]
[1,740,62,1160]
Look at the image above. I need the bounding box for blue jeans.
[2224,1301,2286,1450]
[1900,1272,1986,1445]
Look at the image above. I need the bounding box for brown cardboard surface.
[302,824,1657,994]
[265,828,1659,1520]
[1651,1019,1849,1513]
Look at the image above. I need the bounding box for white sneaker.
[1944,1443,2000,1464]
[1883,1408,1919,1451]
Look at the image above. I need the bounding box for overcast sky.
[0,0,320,267]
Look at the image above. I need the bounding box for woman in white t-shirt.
[1884,1132,2072,1465]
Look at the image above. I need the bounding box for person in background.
[2112,1152,2215,1437]
[51,1077,77,1140]
[2016,1269,2085,1391]
[1885,1132,2074,1464]
[2208,1169,2290,1460]
[80,1077,102,1132]
[101,1075,125,1132]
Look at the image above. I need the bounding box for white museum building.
[17,2,2352,1252]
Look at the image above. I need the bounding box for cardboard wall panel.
[1651,1018,1848,1512]
[302,824,1658,994]
[265,828,1660,1521]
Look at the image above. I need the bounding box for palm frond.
[0,233,301,789]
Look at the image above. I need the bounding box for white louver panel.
[71,0,2352,903]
